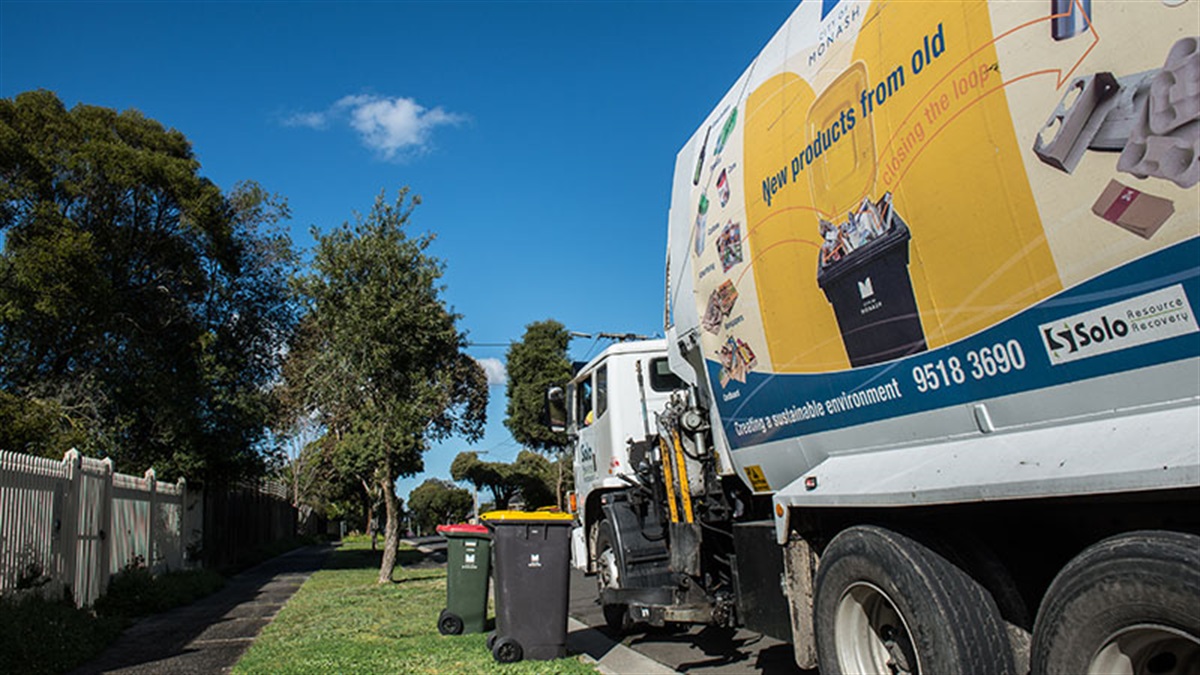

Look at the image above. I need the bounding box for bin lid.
[480,510,574,524]
[436,523,490,536]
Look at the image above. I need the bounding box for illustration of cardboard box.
[1092,179,1174,239]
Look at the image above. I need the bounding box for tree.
[504,320,572,451]
[503,320,573,505]
[283,188,487,582]
[451,451,513,511]
[451,449,558,511]
[0,90,297,481]
[408,478,472,535]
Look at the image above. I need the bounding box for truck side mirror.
[546,386,568,433]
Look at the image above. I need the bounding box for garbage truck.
[548,2,1200,673]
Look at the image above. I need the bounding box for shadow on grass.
[322,546,439,576]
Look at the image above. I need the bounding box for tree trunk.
[361,478,376,550]
[377,464,401,584]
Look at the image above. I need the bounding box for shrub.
[94,561,225,618]
[0,592,124,675]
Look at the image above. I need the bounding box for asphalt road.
[567,567,814,675]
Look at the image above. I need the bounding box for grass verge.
[233,540,598,675]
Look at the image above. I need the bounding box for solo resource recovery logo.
[1039,285,1197,365]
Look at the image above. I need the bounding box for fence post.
[59,450,82,606]
[144,468,157,570]
[177,477,188,569]
[99,457,114,592]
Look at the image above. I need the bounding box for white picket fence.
[0,449,188,607]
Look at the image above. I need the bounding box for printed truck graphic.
[678,0,1199,450]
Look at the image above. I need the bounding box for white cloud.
[281,111,328,129]
[475,357,507,386]
[283,94,466,160]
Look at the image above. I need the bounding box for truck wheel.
[1031,530,1200,675]
[595,520,632,633]
[814,525,1016,675]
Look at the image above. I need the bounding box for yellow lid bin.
[479,509,574,663]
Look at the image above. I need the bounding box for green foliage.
[281,188,487,580]
[0,391,87,458]
[450,449,557,511]
[232,540,596,675]
[0,592,125,675]
[0,559,225,674]
[407,478,473,533]
[0,90,298,481]
[503,320,572,452]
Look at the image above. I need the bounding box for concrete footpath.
[69,544,334,675]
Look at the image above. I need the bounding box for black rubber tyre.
[595,519,632,634]
[1031,530,1200,675]
[814,525,1017,675]
[492,636,523,663]
[437,609,463,636]
[486,631,497,652]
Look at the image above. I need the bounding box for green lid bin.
[435,523,492,635]
[481,510,575,662]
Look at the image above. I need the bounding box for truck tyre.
[1030,530,1200,675]
[595,519,632,634]
[814,525,1016,675]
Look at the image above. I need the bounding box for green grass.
[233,541,597,675]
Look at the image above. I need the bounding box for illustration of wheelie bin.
[816,206,927,367]
[808,62,927,367]
[434,523,491,635]
[480,510,574,663]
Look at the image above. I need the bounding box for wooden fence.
[201,480,296,571]
[0,449,187,607]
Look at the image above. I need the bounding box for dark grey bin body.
[485,515,573,662]
[817,212,927,367]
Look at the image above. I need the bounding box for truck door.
[572,364,609,493]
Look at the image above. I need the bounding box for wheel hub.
[834,582,921,675]
[1088,624,1200,675]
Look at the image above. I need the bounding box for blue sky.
[0,0,798,504]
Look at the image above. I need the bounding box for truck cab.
[556,339,682,572]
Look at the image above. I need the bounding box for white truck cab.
[557,339,682,572]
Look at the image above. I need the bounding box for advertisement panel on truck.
[682,0,1199,455]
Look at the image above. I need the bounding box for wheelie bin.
[480,510,574,662]
[434,523,491,635]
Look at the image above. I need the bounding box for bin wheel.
[437,609,464,636]
[492,636,523,663]
[486,632,497,652]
